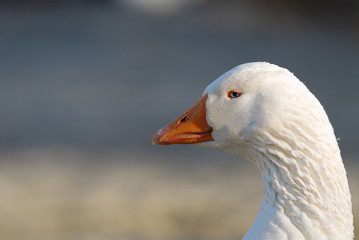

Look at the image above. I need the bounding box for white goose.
[153,62,354,240]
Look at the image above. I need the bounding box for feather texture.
[200,62,353,239]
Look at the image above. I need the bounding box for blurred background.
[0,0,358,239]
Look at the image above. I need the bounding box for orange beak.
[153,94,214,145]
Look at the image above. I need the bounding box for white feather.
[199,62,353,240]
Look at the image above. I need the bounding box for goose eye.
[228,90,242,99]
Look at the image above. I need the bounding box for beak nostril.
[179,115,188,124]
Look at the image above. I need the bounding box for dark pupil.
[231,92,238,97]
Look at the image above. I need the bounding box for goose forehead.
[204,71,280,96]
[203,71,251,95]
[203,63,299,97]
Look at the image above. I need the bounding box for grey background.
[1,1,358,161]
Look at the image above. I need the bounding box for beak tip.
[152,129,162,145]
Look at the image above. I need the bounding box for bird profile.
[153,62,354,240]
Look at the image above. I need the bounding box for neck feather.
[246,129,353,240]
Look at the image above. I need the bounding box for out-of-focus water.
[1,1,358,158]
[0,149,358,240]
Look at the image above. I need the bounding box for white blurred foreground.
[0,149,358,240]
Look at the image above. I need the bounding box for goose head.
[153,62,354,239]
[153,62,321,161]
